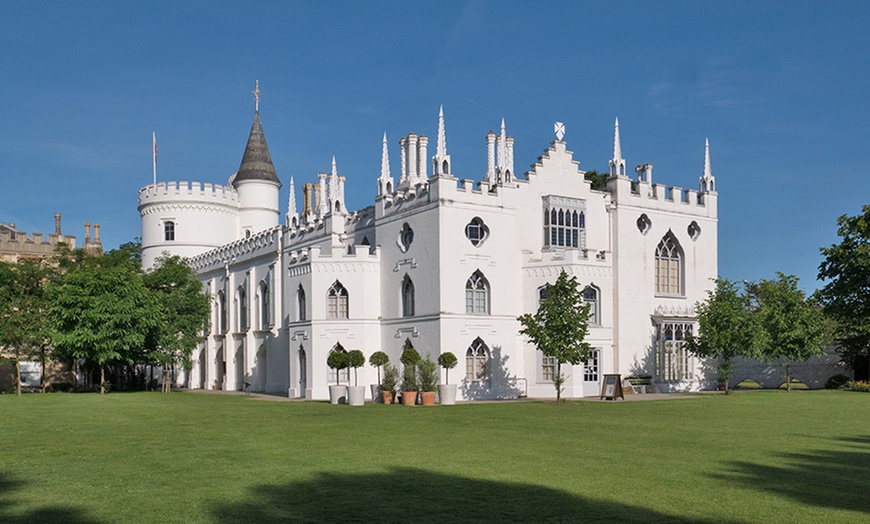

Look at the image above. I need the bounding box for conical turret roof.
[233,112,281,187]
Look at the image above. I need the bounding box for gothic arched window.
[297,285,306,321]
[465,271,490,314]
[327,281,349,319]
[655,233,683,295]
[402,276,415,317]
[465,338,490,383]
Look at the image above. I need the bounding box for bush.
[847,381,870,392]
[418,356,439,392]
[400,347,421,367]
[825,374,850,389]
[401,365,418,391]
[381,364,399,392]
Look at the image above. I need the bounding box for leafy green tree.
[584,170,609,191]
[50,255,160,394]
[753,273,827,392]
[517,270,592,402]
[685,278,761,394]
[0,260,53,395]
[143,254,210,393]
[817,205,870,379]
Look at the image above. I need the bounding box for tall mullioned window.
[465,338,490,383]
[327,281,349,319]
[465,271,490,314]
[584,350,600,382]
[655,234,683,295]
[543,196,585,249]
[656,322,693,382]
[583,286,599,325]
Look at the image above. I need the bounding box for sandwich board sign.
[600,374,624,400]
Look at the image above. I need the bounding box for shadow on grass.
[211,467,734,523]
[714,435,870,515]
[0,472,98,523]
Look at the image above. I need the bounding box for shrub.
[847,380,870,392]
[369,351,389,385]
[437,352,458,384]
[400,347,421,367]
[346,350,365,386]
[327,351,349,386]
[825,374,850,389]
[418,356,439,392]
[401,365,418,391]
[381,364,399,392]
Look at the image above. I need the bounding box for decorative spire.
[609,117,626,178]
[613,117,622,161]
[329,158,339,212]
[436,105,447,157]
[253,80,260,113]
[381,133,390,179]
[331,155,337,178]
[496,118,507,183]
[433,106,452,177]
[700,138,716,193]
[287,176,298,225]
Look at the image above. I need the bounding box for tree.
[50,255,160,394]
[0,260,52,396]
[817,205,870,379]
[584,170,608,191]
[326,351,348,386]
[437,352,458,385]
[517,270,592,402]
[753,273,827,392]
[143,254,210,393]
[346,350,365,387]
[685,278,761,394]
[368,351,389,385]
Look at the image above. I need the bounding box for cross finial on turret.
[253,80,261,113]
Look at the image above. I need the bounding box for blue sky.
[1,1,868,291]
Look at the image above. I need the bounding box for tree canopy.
[0,259,53,395]
[518,270,592,402]
[685,278,761,393]
[817,205,870,378]
[753,273,828,391]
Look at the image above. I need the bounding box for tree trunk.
[15,359,21,397]
[555,361,562,403]
[100,365,106,395]
[784,359,791,393]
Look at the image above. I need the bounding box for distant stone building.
[0,215,102,391]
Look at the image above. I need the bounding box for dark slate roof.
[233,112,281,187]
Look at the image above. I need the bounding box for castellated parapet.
[138,181,243,269]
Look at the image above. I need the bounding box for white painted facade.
[138,104,719,400]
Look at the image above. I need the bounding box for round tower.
[138,181,240,270]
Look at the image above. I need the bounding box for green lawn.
[1,391,868,523]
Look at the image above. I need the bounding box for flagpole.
[152,131,157,185]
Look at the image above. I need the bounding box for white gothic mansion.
[138,94,718,400]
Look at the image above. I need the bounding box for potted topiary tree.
[380,364,399,404]
[437,352,458,405]
[418,355,439,406]
[400,347,421,406]
[369,350,390,403]
[346,349,366,406]
[327,351,348,405]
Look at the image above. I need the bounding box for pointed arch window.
[583,285,599,325]
[217,290,227,334]
[655,234,683,295]
[297,285,306,321]
[402,276,415,317]
[259,281,270,329]
[465,338,490,383]
[465,271,490,314]
[327,281,349,319]
[237,286,248,332]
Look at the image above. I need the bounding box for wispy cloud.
[646,56,754,117]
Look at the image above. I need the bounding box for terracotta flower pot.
[421,391,436,406]
[382,390,394,405]
[402,390,417,406]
